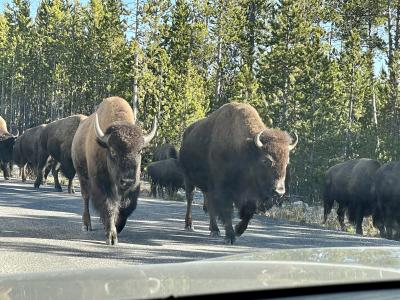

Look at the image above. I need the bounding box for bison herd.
[322,158,400,240]
[0,97,398,245]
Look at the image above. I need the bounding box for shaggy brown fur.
[34,114,87,193]
[72,96,156,245]
[179,102,297,244]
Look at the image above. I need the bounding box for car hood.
[2,247,400,299]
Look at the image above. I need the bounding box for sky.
[1,0,386,74]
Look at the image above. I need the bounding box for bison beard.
[72,97,156,245]
[179,102,297,244]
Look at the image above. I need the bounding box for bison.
[34,115,87,193]
[373,162,400,239]
[13,125,58,184]
[179,102,297,244]
[0,116,18,180]
[153,144,178,161]
[322,158,381,235]
[147,158,184,198]
[72,96,157,245]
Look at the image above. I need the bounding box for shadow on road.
[1,180,400,267]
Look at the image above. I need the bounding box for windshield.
[1,0,400,299]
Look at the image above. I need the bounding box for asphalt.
[1,179,400,274]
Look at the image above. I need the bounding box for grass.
[264,201,380,237]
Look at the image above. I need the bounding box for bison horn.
[94,113,108,144]
[288,132,298,151]
[254,131,264,149]
[143,117,158,146]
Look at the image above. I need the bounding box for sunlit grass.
[264,201,380,237]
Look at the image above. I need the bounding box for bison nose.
[119,178,135,189]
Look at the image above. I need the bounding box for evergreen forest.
[1,0,398,203]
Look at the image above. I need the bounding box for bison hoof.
[55,186,62,192]
[4,177,10,181]
[82,223,92,231]
[224,236,236,245]
[69,188,75,194]
[106,236,118,246]
[210,231,220,238]
[184,225,195,232]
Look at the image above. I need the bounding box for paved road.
[0,179,400,274]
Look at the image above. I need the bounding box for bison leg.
[205,193,220,238]
[103,204,118,246]
[184,181,195,231]
[222,212,235,245]
[355,208,364,235]
[373,205,386,238]
[52,163,62,192]
[1,162,10,180]
[20,164,27,182]
[79,177,92,232]
[43,162,51,185]
[34,151,50,189]
[235,201,256,237]
[337,204,346,231]
[203,192,208,214]
[215,197,235,244]
[68,178,75,194]
[150,181,157,197]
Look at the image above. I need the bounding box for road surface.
[0,179,399,274]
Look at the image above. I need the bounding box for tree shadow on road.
[1,181,400,268]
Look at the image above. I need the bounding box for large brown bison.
[179,102,298,244]
[147,158,184,198]
[34,115,87,193]
[323,158,381,235]
[0,116,18,180]
[373,162,400,239]
[72,97,157,245]
[13,125,57,183]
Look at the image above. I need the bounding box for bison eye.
[109,148,117,158]
[263,154,275,166]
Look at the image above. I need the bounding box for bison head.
[250,129,297,201]
[0,134,18,163]
[94,114,157,195]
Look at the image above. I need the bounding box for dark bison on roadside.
[373,162,400,239]
[147,158,184,198]
[323,158,381,235]
[13,125,58,184]
[34,114,87,193]
[179,102,298,244]
[0,116,18,179]
[153,144,178,161]
[72,97,157,245]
